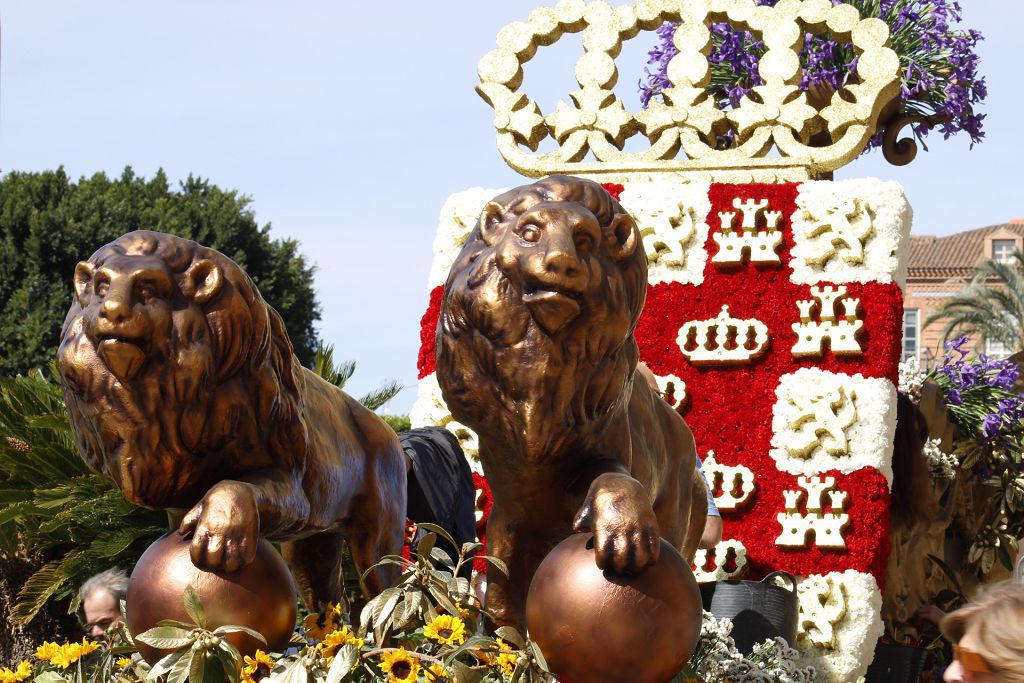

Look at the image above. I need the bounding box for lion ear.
[183,259,223,305]
[73,262,95,305]
[478,201,506,246]
[604,214,639,261]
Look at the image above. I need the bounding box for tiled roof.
[909,222,1024,275]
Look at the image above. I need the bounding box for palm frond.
[313,343,356,389]
[926,251,1024,353]
[359,381,403,412]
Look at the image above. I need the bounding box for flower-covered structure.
[414,0,925,679]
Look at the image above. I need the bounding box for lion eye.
[519,225,541,243]
[95,281,109,298]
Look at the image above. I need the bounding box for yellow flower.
[423,614,467,646]
[47,639,100,669]
[377,648,420,683]
[0,661,31,683]
[494,638,518,678]
[304,602,344,642]
[316,626,364,664]
[241,649,274,682]
[425,662,450,680]
[115,658,133,669]
[34,642,60,662]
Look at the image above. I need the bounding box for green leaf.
[167,647,196,683]
[430,546,455,569]
[494,627,525,649]
[148,649,186,682]
[33,672,66,683]
[450,660,486,683]
[325,644,358,683]
[529,641,549,672]
[213,625,267,644]
[417,532,437,562]
[480,555,509,577]
[416,523,457,549]
[183,585,206,628]
[135,625,194,649]
[271,655,311,683]
[189,648,207,683]
[428,582,461,617]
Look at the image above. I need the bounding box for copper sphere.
[526,534,702,683]
[126,532,297,664]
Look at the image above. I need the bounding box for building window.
[985,337,1014,360]
[992,239,1017,263]
[902,308,919,361]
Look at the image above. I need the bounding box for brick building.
[903,220,1024,366]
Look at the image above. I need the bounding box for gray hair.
[79,568,129,604]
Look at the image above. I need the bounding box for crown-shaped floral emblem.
[477,0,900,182]
[677,305,770,365]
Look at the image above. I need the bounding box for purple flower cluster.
[639,0,986,150]
[935,336,1024,445]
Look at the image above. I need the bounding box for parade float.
[0,1,1011,682]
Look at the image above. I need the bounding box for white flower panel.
[770,368,896,485]
[618,181,711,286]
[790,178,912,287]
[797,570,884,683]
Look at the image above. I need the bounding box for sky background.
[2,2,1021,413]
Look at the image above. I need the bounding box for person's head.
[80,568,129,637]
[942,580,1024,682]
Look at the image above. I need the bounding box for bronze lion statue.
[57,231,406,609]
[436,175,708,629]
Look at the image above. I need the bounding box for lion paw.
[179,481,260,573]
[572,473,661,575]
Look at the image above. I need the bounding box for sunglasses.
[954,643,993,675]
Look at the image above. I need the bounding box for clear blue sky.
[3,2,1021,412]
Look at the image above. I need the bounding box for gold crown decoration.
[713,197,784,266]
[792,285,863,358]
[776,475,850,549]
[677,305,770,365]
[702,451,756,510]
[477,0,901,182]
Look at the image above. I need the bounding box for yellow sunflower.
[241,649,275,682]
[304,602,344,642]
[115,657,133,669]
[317,626,364,664]
[0,661,31,683]
[493,638,518,678]
[377,648,420,683]
[425,662,450,680]
[423,614,467,646]
[34,642,60,662]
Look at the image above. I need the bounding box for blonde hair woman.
[941,580,1024,682]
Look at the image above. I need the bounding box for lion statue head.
[57,231,307,509]
[436,175,646,462]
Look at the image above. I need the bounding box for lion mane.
[58,230,308,509]
[437,175,648,462]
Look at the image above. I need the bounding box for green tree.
[0,167,321,373]
[926,249,1024,353]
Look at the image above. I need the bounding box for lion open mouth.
[97,334,148,381]
[522,287,582,335]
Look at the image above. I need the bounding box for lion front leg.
[483,506,547,633]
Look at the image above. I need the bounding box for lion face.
[71,252,221,382]
[57,231,305,510]
[438,176,647,462]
